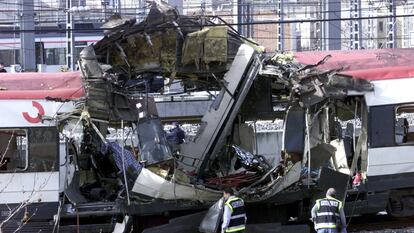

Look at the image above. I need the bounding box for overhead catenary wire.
[0,0,407,12]
[0,2,409,15]
[0,0,412,23]
[1,12,414,33]
[1,4,413,24]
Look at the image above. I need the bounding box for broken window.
[395,105,414,144]
[137,118,172,164]
[0,127,58,172]
[0,129,27,172]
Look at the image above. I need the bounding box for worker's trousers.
[317,229,338,233]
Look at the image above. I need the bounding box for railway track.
[347,215,414,232]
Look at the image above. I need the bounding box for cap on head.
[172,122,179,127]
[326,188,337,198]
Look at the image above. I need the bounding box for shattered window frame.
[0,128,29,172]
[395,104,414,145]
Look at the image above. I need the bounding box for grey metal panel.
[368,105,395,148]
[367,171,414,191]
[0,202,58,222]
[283,107,305,154]
[318,167,349,201]
[344,192,388,216]
[156,100,212,119]
[199,199,223,233]
[179,44,256,171]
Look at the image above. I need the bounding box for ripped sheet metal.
[294,48,414,81]
[243,162,302,203]
[132,168,221,201]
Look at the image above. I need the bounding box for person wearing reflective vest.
[221,187,247,233]
[311,188,347,233]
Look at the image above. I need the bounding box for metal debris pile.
[55,0,379,217]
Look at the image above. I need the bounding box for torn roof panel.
[92,1,244,79]
[0,71,84,99]
[294,48,414,81]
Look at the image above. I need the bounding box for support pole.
[232,0,239,33]
[305,109,311,188]
[66,0,75,71]
[121,120,131,206]
[237,0,243,35]
[350,0,362,49]
[277,0,284,50]
[19,0,36,71]
[367,1,374,49]
[387,0,397,48]
[114,0,121,14]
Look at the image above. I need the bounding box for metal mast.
[386,0,397,48]
[66,0,75,71]
[277,0,285,50]
[350,0,362,49]
[19,0,36,71]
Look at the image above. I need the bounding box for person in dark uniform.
[221,187,247,233]
[0,63,7,73]
[166,122,185,145]
[311,188,347,233]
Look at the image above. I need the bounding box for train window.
[27,127,59,172]
[369,105,395,147]
[0,50,20,66]
[0,129,28,172]
[395,105,414,144]
[45,48,66,65]
[0,127,58,172]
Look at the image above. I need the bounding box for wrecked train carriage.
[194,48,414,227]
[77,0,412,226]
[258,48,414,218]
[80,2,303,214]
[76,0,414,228]
[0,71,141,231]
[0,72,87,231]
[82,3,414,224]
[78,0,269,205]
[0,70,218,232]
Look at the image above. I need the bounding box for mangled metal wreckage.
[2,1,414,232]
[80,1,414,228]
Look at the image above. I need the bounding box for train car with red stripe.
[289,48,414,218]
